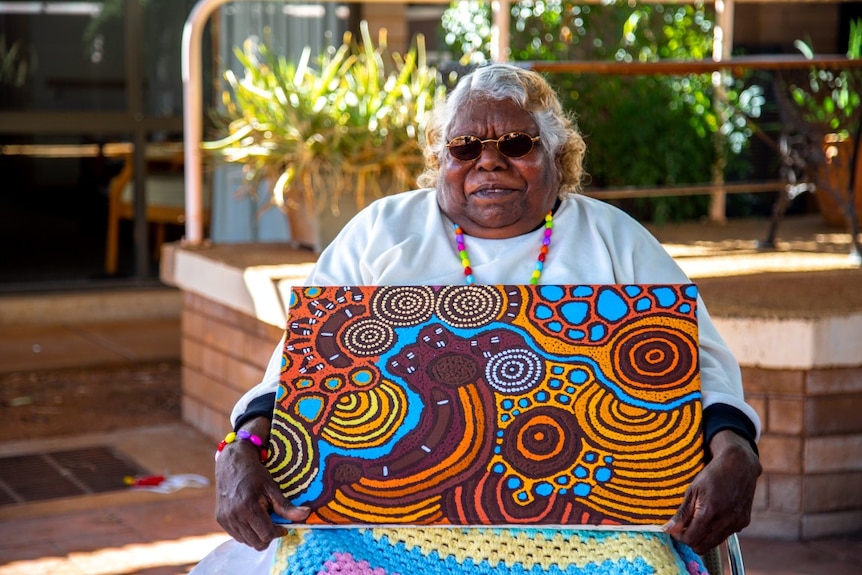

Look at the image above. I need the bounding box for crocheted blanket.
[270,528,709,575]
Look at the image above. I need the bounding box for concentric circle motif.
[268,415,317,498]
[485,348,544,394]
[611,323,698,397]
[321,380,407,449]
[287,290,300,310]
[340,318,396,356]
[501,407,581,477]
[301,286,325,299]
[436,285,503,329]
[576,384,687,448]
[370,286,435,327]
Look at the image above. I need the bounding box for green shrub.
[441,0,760,223]
[204,21,445,215]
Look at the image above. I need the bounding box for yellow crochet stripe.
[271,529,307,575]
[369,528,684,571]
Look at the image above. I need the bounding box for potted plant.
[782,19,862,235]
[203,21,444,252]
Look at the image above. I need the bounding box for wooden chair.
[104,153,210,275]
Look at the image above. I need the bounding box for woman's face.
[437,97,562,239]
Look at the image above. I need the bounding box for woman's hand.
[663,429,762,555]
[214,417,310,550]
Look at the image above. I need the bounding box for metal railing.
[181,0,449,245]
[526,56,862,206]
[182,0,862,245]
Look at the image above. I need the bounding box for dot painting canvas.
[267,284,704,528]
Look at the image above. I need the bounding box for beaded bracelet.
[215,430,268,463]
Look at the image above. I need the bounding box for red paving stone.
[0,490,227,575]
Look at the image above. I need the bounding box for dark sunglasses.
[445,132,541,162]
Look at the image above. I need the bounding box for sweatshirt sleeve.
[228,200,381,427]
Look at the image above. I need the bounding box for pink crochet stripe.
[320,551,399,575]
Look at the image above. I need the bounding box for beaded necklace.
[453,211,553,285]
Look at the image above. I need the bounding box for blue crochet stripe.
[277,529,696,575]
[672,539,708,574]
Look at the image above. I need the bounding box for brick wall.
[744,366,862,539]
[180,292,283,443]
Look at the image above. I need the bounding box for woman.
[214,63,762,574]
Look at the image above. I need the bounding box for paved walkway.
[1,215,860,574]
[1,463,860,575]
[0,426,225,575]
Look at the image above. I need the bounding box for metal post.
[127,0,150,276]
[182,0,234,245]
[710,0,735,224]
[491,0,510,62]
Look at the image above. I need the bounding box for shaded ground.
[696,268,862,318]
[0,362,181,441]
[646,215,862,317]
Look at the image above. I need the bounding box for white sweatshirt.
[231,188,761,438]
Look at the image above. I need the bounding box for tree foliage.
[442,0,762,222]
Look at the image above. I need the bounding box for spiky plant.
[203,21,444,217]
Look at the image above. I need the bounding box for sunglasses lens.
[498,133,534,158]
[446,132,537,161]
[448,136,483,161]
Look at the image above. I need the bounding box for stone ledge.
[162,242,316,327]
[162,243,862,369]
[0,287,180,325]
[164,244,862,540]
[713,314,862,369]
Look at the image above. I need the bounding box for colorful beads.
[215,430,268,462]
[453,224,476,285]
[453,211,553,285]
[237,429,263,446]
